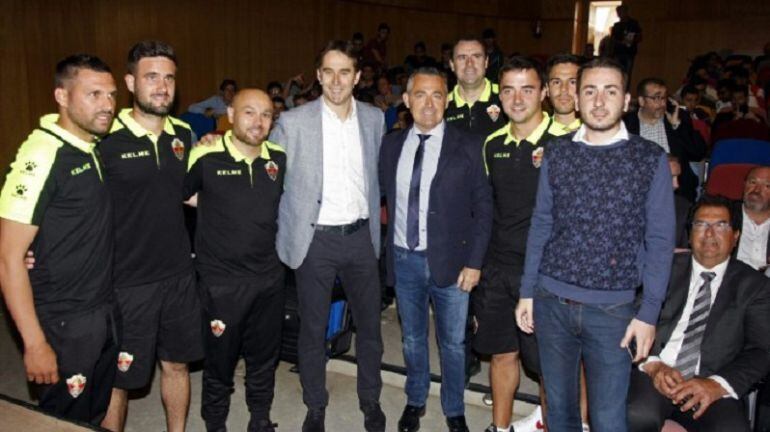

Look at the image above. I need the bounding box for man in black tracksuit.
[185,89,286,432]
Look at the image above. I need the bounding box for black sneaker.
[361,401,386,432]
[302,408,325,432]
[398,405,426,432]
[446,415,470,432]
[483,424,514,432]
[248,418,278,432]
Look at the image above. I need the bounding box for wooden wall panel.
[1,0,769,171]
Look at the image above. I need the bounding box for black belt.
[315,218,368,236]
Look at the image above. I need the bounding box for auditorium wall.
[1,0,768,168]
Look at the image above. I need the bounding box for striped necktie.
[674,271,717,379]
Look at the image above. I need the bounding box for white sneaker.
[512,405,544,431]
[582,422,590,432]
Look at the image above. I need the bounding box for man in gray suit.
[268,40,386,432]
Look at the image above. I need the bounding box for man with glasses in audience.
[628,195,770,432]
[624,77,706,203]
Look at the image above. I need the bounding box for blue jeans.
[534,285,634,432]
[393,247,469,417]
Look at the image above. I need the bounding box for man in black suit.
[379,67,493,432]
[628,195,770,432]
[624,78,707,203]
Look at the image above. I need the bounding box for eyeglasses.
[642,95,667,103]
[691,220,732,233]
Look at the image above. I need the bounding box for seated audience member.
[680,84,712,144]
[271,96,286,122]
[670,156,692,250]
[403,42,436,73]
[374,75,401,111]
[293,93,309,107]
[356,62,378,100]
[712,84,770,143]
[351,31,365,63]
[362,22,389,71]
[267,81,283,99]
[714,79,734,115]
[737,166,770,271]
[625,77,707,202]
[628,195,770,432]
[189,78,237,117]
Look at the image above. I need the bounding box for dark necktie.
[674,271,717,379]
[406,134,430,250]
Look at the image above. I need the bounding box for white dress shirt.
[572,122,630,146]
[643,257,737,398]
[394,122,445,251]
[737,207,770,271]
[317,98,369,225]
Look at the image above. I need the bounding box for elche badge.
[66,374,87,398]
[171,138,185,161]
[487,104,501,122]
[117,352,134,372]
[264,160,279,181]
[531,146,544,168]
[210,319,226,337]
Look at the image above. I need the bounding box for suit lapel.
[432,124,460,185]
[309,100,324,186]
[356,101,374,189]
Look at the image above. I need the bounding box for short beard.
[583,118,621,132]
[135,98,171,117]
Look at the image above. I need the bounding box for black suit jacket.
[652,253,770,396]
[379,123,493,287]
[624,109,707,202]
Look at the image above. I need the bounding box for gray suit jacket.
[268,98,385,269]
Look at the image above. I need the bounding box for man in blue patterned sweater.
[515,58,675,432]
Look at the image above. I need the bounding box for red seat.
[705,163,758,200]
[712,118,770,144]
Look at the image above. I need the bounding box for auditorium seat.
[708,138,770,173]
[706,163,757,199]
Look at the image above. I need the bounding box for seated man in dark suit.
[628,195,770,432]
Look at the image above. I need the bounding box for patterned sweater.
[520,133,675,324]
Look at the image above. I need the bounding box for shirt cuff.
[639,356,663,373]
[709,375,738,399]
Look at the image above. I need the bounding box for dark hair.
[266,81,282,92]
[441,43,452,52]
[636,77,666,97]
[716,78,734,92]
[271,96,285,105]
[498,56,545,88]
[730,83,749,97]
[689,76,707,87]
[352,32,364,42]
[219,79,237,91]
[687,194,741,232]
[452,37,486,58]
[55,54,112,88]
[378,22,390,32]
[414,41,426,51]
[315,40,359,71]
[577,57,628,92]
[546,53,582,78]
[482,28,496,39]
[127,40,176,74]
[406,67,447,92]
[680,84,700,98]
